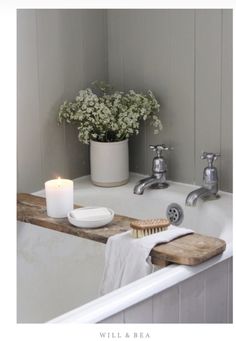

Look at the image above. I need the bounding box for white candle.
[45,178,74,218]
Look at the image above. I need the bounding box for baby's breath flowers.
[58,81,162,144]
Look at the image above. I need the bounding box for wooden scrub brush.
[130,218,170,238]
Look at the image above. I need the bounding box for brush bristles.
[132,226,168,238]
[130,218,170,238]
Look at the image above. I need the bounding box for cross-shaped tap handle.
[149,144,173,157]
[201,152,221,167]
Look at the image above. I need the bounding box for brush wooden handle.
[130,218,170,231]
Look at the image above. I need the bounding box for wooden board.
[17,193,226,267]
[150,233,226,266]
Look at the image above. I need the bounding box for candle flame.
[56,176,62,187]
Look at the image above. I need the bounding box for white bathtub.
[17,173,233,323]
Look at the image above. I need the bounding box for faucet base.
[201,193,220,201]
[185,187,220,207]
[150,182,169,189]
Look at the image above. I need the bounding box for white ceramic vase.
[90,139,129,187]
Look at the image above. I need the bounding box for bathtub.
[17,173,233,323]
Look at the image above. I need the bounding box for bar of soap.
[70,207,111,221]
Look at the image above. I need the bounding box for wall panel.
[220,10,233,192]
[17,9,107,192]
[17,10,43,192]
[195,10,222,186]
[108,9,232,191]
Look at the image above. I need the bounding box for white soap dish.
[67,206,114,228]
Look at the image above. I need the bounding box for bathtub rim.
[34,172,233,198]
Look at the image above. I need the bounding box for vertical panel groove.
[203,275,206,322]
[193,10,196,184]
[219,10,223,189]
[226,258,233,322]
[178,285,181,322]
[34,10,45,183]
[103,10,109,82]
[220,10,232,192]
[80,12,86,87]
[226,258,229,322]
[144,122,147,175]
[151,295,154,322]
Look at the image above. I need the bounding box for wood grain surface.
[17,193,226,267]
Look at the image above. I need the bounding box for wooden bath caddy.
[17,193,226,268]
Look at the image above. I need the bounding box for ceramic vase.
[90,139,129,187]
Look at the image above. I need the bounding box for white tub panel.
[227,257,233,323]
[99,258,232,324]
[152,286,179,323]
[179,272,205,323]
[205,260,228,323]
[123,297,153,323]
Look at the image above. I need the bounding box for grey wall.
[18,9,232,193]
[17,9,107,192]
[107,9,232,192]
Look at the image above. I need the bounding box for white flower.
[58,82,161,144]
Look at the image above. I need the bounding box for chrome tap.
[185,152,221,206]
[134,144,172,195]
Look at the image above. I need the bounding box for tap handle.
[201,152,221,167]
[149,144,173,157]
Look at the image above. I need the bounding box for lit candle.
[45,178,74,218]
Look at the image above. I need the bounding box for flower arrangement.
[58,81,162,144]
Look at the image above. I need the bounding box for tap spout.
[133,176,161,195]
[185,187,216,207]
